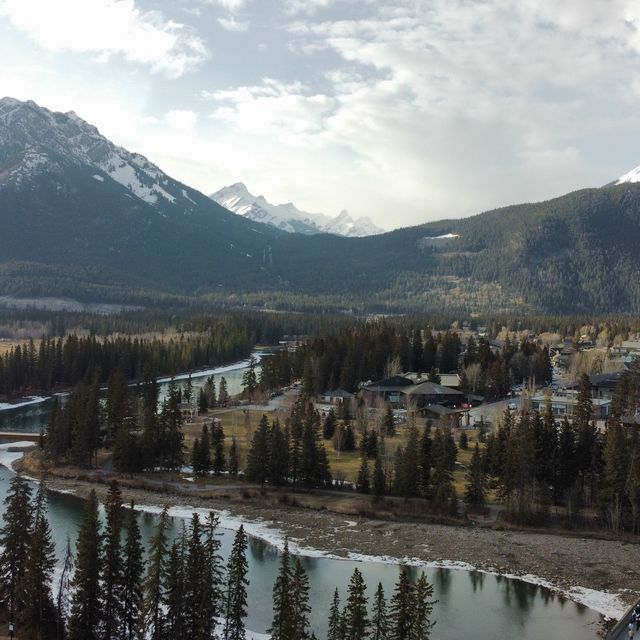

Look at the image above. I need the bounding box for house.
[321,389,354,405]
[439,373,461,388]
[402,381,464,408]
[530,390,611,420]
[360,375,414,406]
[566,370,626,400]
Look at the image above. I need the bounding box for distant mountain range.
[2,96,640,315]
[210,182,382,237]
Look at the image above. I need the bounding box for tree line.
[0,476,436,640]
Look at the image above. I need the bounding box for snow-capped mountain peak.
[210,182,383,237]
[0,96,200,212]
[615,165,640,185]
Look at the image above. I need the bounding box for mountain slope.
[0,97,287,300]
[2,97,640,314]
[210,182,382,237]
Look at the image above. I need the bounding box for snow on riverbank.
[0,441,37,468]
[156,352,266,384]
[0,395,48,411]
[0,442,626,620]
[132,502,626,620]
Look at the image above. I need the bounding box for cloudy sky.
[2,0,640,229]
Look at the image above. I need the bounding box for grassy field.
[184,407,487,495]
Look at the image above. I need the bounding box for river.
[0,353,605,638]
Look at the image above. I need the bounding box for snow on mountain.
[0,97,198,214]
[615,165,640,185]
[210,182,383,237]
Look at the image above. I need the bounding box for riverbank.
[14,451,636,622]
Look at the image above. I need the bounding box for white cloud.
[0,0,209,77]
[217,15,249,32]
[165,109,198,132]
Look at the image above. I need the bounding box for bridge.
[0,431,40,443]
[606,598,640,639]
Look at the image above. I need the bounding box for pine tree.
[228,437,240,477]
[56,536,74,640]
[0,473,32,624]
[344,568,369,640]
[162,538,186,640]
[323,410,337,440]
[141,506,169,639]
[373,453,386,500]
[103,481,124,640]
[121,502,143,640]
[419,425,432,498]
[269,540,293,640]
[218,377,229,406]
[68,489,103,640]
[201,424,212,475]
[270,420,289,485]
[357,455,370,494]
[201,512,225,640]
[458,430,468,450]
[19,479,57,639]
[246,415,271,487]
[290,559,311,640]
[184,514,204,639]
[327,588,342,640]
[212,422,226,475]
[370,583,388,640]
[464,443,486,508]
[224,525,249,640]
[242,357,258,398]
[389,570,413,640]
[411,573,436,640]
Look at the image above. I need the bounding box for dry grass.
[0,339,24,355]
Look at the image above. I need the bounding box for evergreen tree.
[411,573,436,640]
[19,479,57,639]
[103,481,124,640]
[270,420,289,486]
[464,443,486,509]
[323,410,337,440]
[389,570,413,640]
[370,583,388,640]
[228,437,240,477]
[121,502,143,640]
[201,512,225,640]
[327,589,342,640]
[0,473,32,625]
[56,536,75,640]
[212,422,226,475]
[242,357,258,398]
[357,455,370,494]
[344,568,369,640]
[290,559,311,640]
[162,538,186,640]
[269,540,294,639]
[218,377,229,406]
[201,424,212,475]
[458,430,468,450]
[184,514,204,639]
[68,490,103,640]
[419,425,432,498]
[246,415,271,487]
[224,525,249,640]
[381,406,395,437]
[373,453,386,500]
[141,506,169,639]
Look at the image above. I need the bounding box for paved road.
[467,396,522,430]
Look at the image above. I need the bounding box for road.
[466,396,522,430]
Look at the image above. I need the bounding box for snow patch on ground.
[131,502,626,619]
[0,395,48,411]
[0,441,36,469]
[92,174,104,182]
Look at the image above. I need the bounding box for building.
[566,370,626,400]
[360,375,464,409]
[530,390,611,420]
[180,402,199,422]
[320,389,354,405]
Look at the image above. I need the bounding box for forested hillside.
[3,98,640,314]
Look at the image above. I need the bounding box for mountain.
[0,96,285,301]
[615,164,640,185]
[3,96,640,315]
[210,182,382,237]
